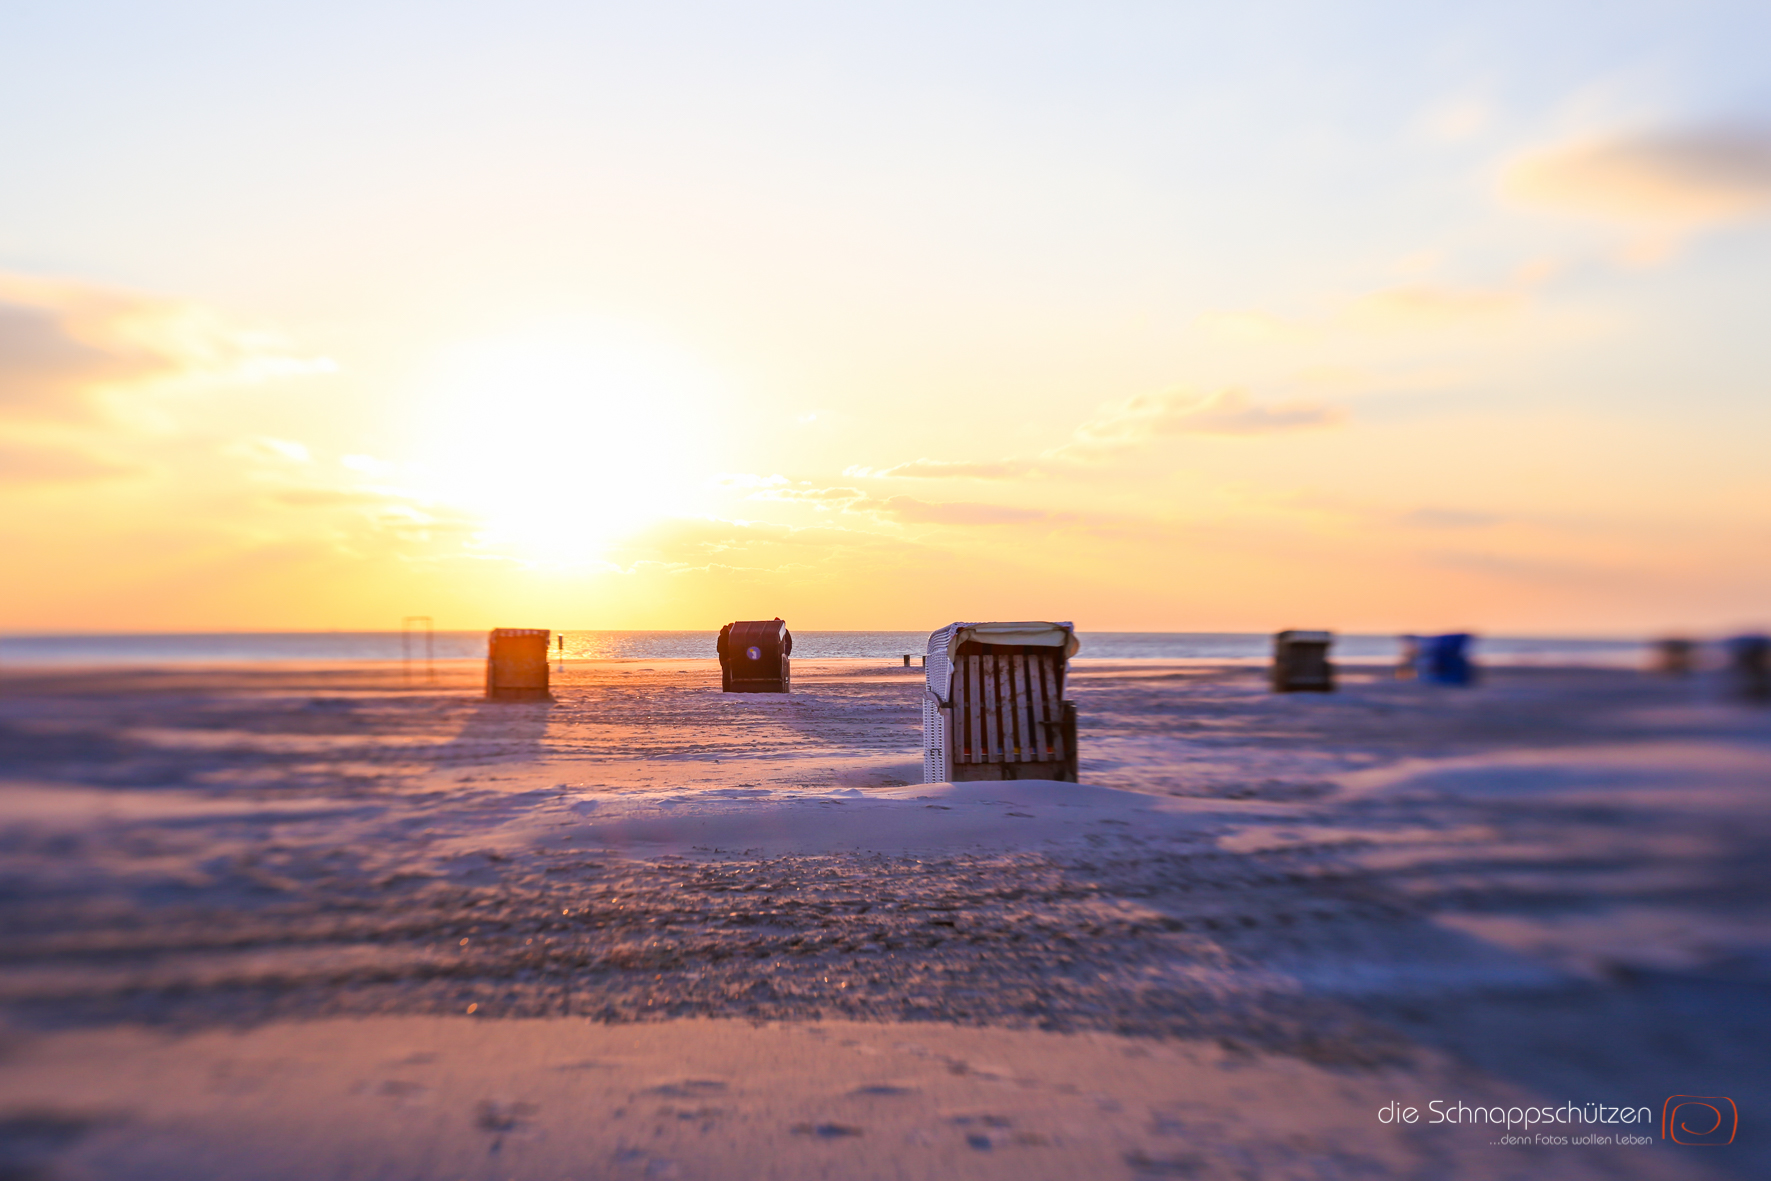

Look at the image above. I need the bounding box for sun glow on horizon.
[401,324,731,564]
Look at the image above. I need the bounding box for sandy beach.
[1,658,1767,1179]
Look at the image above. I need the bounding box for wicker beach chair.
[1272,630,1335,692]
[1651,637,1697,675]
[486,628,550,700]
[1401,633,1477,685]
[922,622,1080,783]
[717,619,793,693]
[1725,634,1769,701]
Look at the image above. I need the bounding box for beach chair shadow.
[427,698,554,767]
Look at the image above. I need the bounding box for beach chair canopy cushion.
[718,619,792,659]
[1275,629,1332,645]
[925,621,1079,704]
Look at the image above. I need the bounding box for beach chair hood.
[925,621,1079,705]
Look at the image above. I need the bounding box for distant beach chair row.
[1397,633,1477,686]
[1653,633,1769,700]
[1275,630,1477,688]
[480,625,1771,783]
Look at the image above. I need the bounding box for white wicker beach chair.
[923,622,1080,783]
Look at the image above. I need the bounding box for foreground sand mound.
[521,778,1229,858]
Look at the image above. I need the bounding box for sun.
[405,322,727,562]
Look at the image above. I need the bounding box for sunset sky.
[2,2,1768,634]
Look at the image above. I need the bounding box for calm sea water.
[0,630,1652,667]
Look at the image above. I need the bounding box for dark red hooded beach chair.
[717,619,793,693]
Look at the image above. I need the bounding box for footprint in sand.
[647,1079,728,1098]
[953,1114,1050,1151]
[659,1105,724,1122]
[952,1114,1014,1128]
[377,1080,426,1100]
[614,1150,680,1178]
[475,1099,538,1131]
[1126,1148,1207,1176]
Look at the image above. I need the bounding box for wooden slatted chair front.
[947,641,1077,781]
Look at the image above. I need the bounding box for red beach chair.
[717,619,793,693]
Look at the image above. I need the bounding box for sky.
[2,1,1768,635]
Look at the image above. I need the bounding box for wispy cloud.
[235,437,313,464]
[1068,388,1343,453]
[863,458,1044,480]
[866,495,1050,525]
[266,488,402,508]
[853,386,1343,486]
[599,515,928,578]
[0,440,135,485]
[1341,285,1522,328]
[1189,310,1305,343]
[740,482,1054,527]
[1195,283,1525,342]
[0,294,160,421]
[715,472,788,489]
[748,485,869,504]
[1400,507,1504,530]
[0,273,405,576]
[1503,124,1771,225]
[0,274,334,423]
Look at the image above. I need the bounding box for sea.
[0,630,1654,668]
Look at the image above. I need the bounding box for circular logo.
[746,646,762,662]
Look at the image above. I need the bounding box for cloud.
[715,472,788,489]
[0,297,160,420]
[244,437,312,464]
[600,515,927,576]
[0,273,334,422]
[0,273,436,604]
[0,440,135,485]
[865,495,1050,526]
[865,458,1041,480]
[266,488,398,508]
[1191,310,1305,343]
[1069,388,1342,453]
[1401,507,1503,530]
[746,485,869,508]
[1503,125,1771,225]
[1197,284,1523,342]
[0,272,349,522]
[1341,285,1522,328]
[855,386,1343,495]
[742,482,1053,527]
